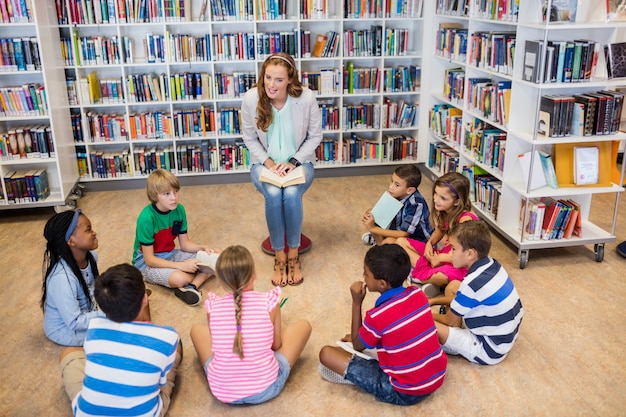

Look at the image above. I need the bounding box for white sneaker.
[361,232,376,246]
[421,283,441,299]
[318,364,354,385]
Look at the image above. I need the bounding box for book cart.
[57,0,425,183]
[0,1,81,211]
[421,0,626,269]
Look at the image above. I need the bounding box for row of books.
[312,32,340,58]
[538,90,624,138]
[344,63,379,94]
[3,169,50,203]
[430,104,463,145]
[467,78,512,127]
[519,197,582,241]
[436,0,469,16]
[319,104,340,131]
[464,120,506,172]
[62,34,126,66]
[428,142,459,175]
[0,84,47,117]
[255,0,286,20]
[383,65,420,93]
[435,25,467,62]
[443,68,465,105]
[343,133,417,163]
[343,27,384,58]
[56,0,192,25]
[207,0,255,21]
[468,31,516,76]
[0,126,55,160]
[304,69,341,95]
[470,0,519,21]
[466,168,502,220]
[383,0,423,18]
[0,37,41,72]
[0,0,31,23]
[522,39,601,84]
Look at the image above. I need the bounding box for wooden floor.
[1,172,625,417]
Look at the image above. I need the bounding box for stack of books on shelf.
[0,84,47,117]
[443,68,465,105]
[464,119,506,172]
[462,166,501,220]
[436,0,469,16]
[0,37,41,72]
[522,39,601,84]
[428,142,459,174]
[467,78,512,128]
[538,90,624,138]
[303,68,340,95]
[85,112,128,142]
[3,169,50,203]
[316,137,338,164]
[384,27,410,56]
[382,65,420,93]
[383,134,417,162]
[90,149,134,178]
[470,0,519,21]
[217,108,242,135]
[344,27,383,57]
[0,0,32,23]
[129,112,173,140]
[319,103,340,131]
[385,0,423,18]
[429,104,462,144]
[468,31,516,76]
[519,197,582,241]
[172,106,218,138]
[256,31,298,59]
[301,0,329,19]
[343,133,383,163]
[343,103,380,130]
[58,0,193,24]
[210,0,255,20]
[312,31,340,58]
[435,24,467,61]
[344,0,384,18]
[0,126,54,160]
[381,98,418,129]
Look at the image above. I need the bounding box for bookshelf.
[421,0,626,268]
[57,0,424,183]
[0,1,80,210]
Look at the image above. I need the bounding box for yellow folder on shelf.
[553,141,615,187]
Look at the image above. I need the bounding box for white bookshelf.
[58,0,424,183]
[421,0,626,268]
[0,1,79,210]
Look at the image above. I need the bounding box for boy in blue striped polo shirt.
[58,263,182,417]
[433,220,524,365]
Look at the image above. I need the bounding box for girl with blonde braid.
[190,245,311,404]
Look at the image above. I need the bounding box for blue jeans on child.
[250,162,315,251]
[345,356,431,406]
[204,352,291,405]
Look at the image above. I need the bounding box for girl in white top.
[190,245,311,404]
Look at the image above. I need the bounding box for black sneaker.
[174,284,201,306]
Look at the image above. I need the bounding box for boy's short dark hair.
[95,264,146,323]
[449,220,491,259]
[394,164,422,189]
[364,244,410,288]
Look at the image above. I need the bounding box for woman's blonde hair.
[215,245,255,359]
[432,172,472,231]
[255,52,303,132]
[145,169,180,203]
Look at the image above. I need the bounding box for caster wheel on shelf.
[519,251,528,269]
[594,244,604,262]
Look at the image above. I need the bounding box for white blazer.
[241,87,323,164]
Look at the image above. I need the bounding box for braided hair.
[215,245,255,359]
[41,210,99,311]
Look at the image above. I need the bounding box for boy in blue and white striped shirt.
[433,221,524,365]
[59,264,181,417]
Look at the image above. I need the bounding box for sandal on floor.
[272,259,288,287]
[287,257,304,286]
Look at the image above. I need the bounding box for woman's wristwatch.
[289,157,301,167]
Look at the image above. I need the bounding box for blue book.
[555,41,566,82]
[371,191,403,229]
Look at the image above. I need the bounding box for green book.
[371,191,403,229]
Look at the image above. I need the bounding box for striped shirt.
[205,287,281,403]
[450,257,524,365]
[73,318,179,417]
[390,191,433,242]
[359,286,447,396]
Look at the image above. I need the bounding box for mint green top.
[266,97,296,163]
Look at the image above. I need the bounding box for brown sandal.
[272,259,287,287]
[287,257,304,286]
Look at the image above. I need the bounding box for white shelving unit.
[0,2,79,210]
[58,0,424,184]
[421,0,626,268]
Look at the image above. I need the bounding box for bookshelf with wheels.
[0,2,80,210]
[421,0,626,268]
[56,0,424,184]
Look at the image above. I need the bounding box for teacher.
[241,52,323,287]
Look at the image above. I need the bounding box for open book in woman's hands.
[259,166,306,188]
[196,250,219,272]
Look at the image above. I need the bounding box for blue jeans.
[250,162,315,251]
[345,356,430,406]
[204,352,291,405]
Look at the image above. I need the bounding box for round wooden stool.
[261,234,312,255]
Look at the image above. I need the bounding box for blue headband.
[64,209,82,241]
[443,181,459,199]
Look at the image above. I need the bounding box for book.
[518,151,546,190]
[523,40,544,83]
[336,340,377,360]
[565,199,582,238]
[312,34,328,57]
[538,150,559,189]
[370,191,404,229]
[604,42,626,79]
[573,146,599,185]
[540,197,562,240]
[196,250,219,272]
[259,165,306,188]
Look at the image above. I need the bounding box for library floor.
[2,172,625,417]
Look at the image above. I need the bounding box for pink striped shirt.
[205,286,281,403]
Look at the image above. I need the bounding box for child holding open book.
[132,169,219,306]
[361,164,432,246]
[190,245,312,405]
